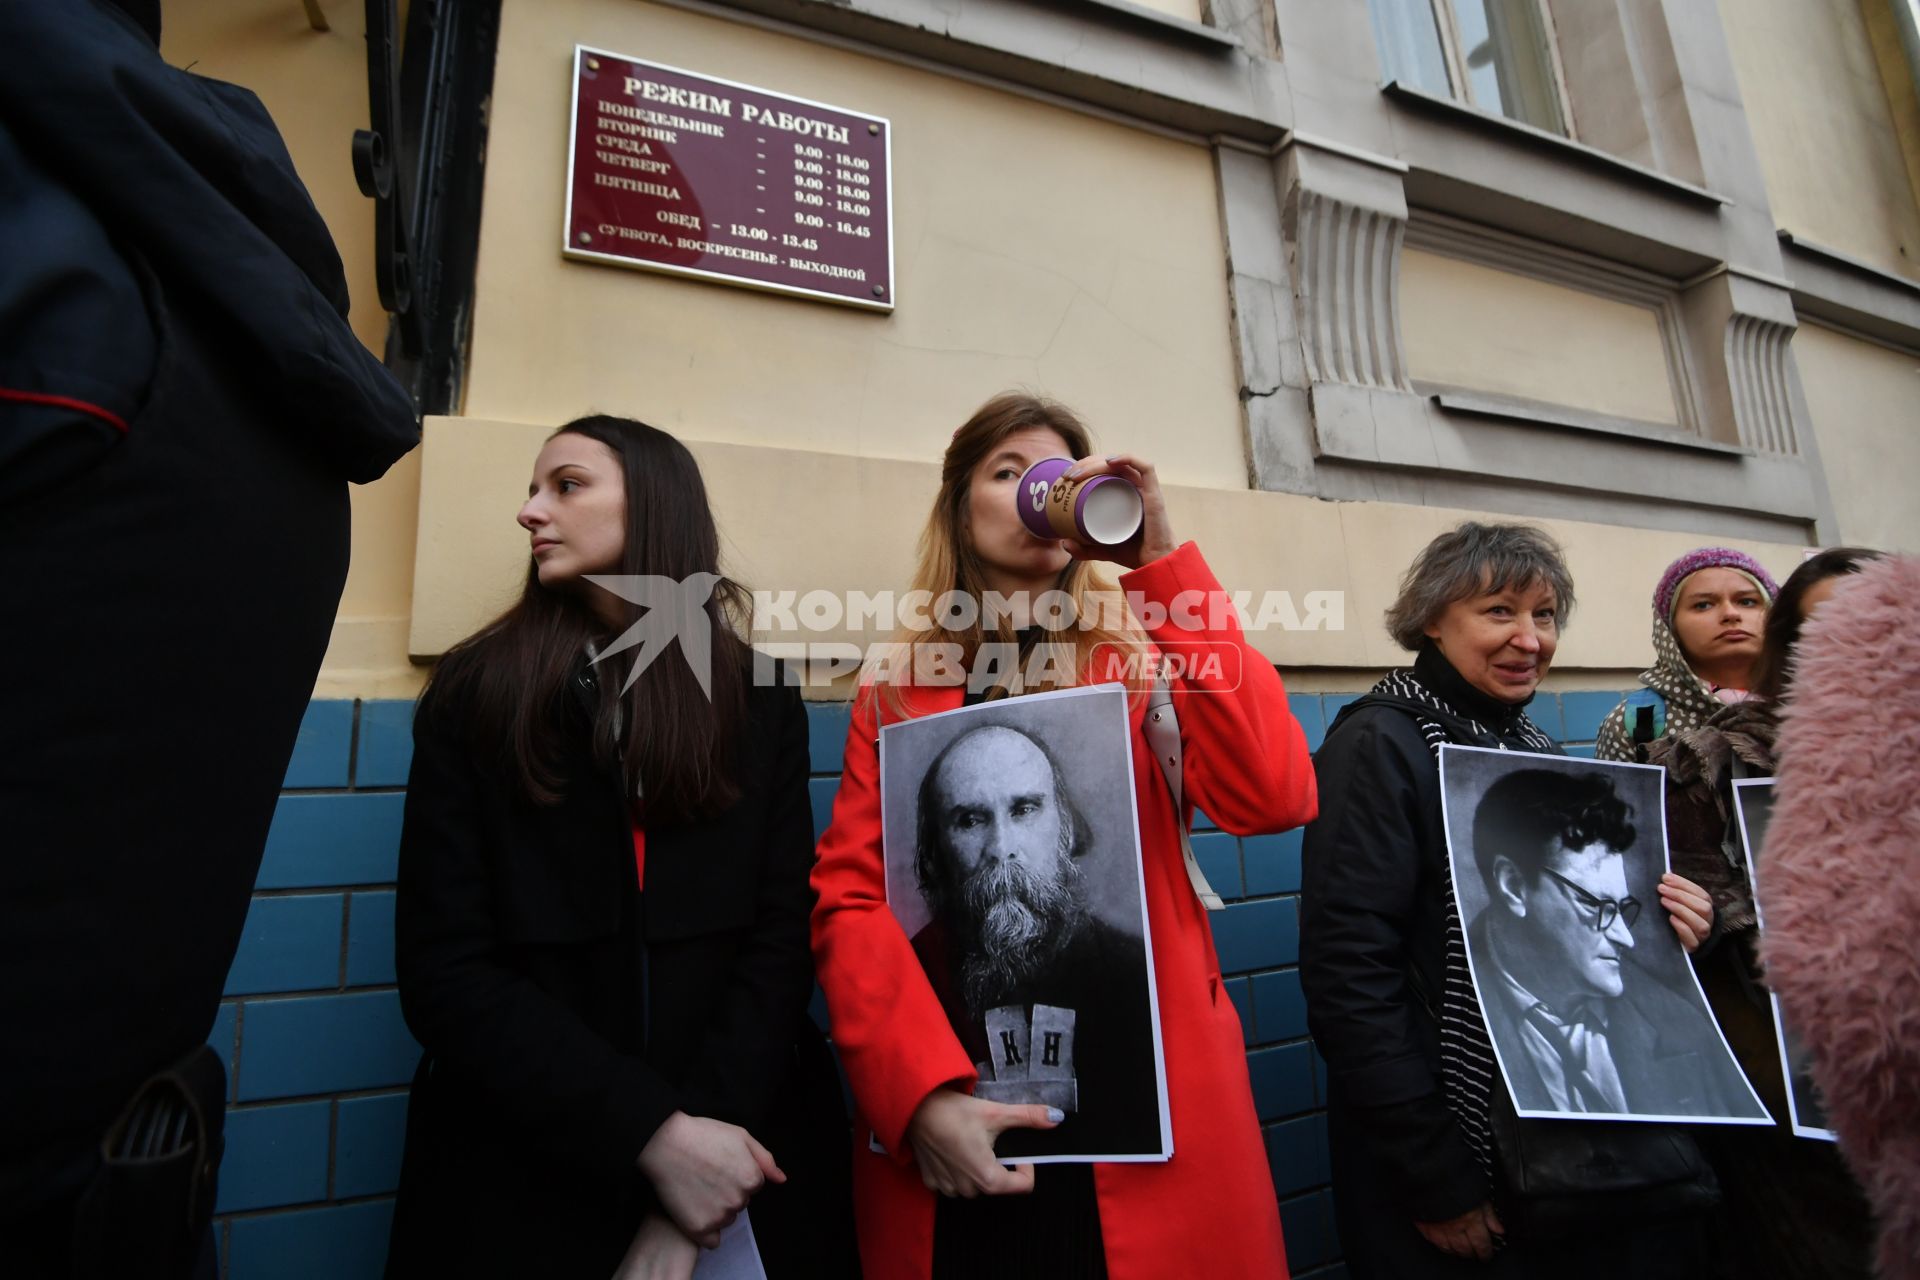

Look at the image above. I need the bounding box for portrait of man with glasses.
[1443,750,1769,1122]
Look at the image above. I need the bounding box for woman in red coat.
[811,392,1319,1279]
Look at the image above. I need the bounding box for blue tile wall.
[227,1200,395,1280]
[223,894,345,996]
[257,794,405,890]
[237,991,418,1101]
[1188,830,1242,899]
[282,702,353,789]
[216,1101,331,1214]
[334,1093,410,1200]
[344,891,397,987]
[1560,690,1622,743]
[354,701,416,787]
[205,686,1634,1277]
[1242,828,1303,896]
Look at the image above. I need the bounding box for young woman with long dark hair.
[811,392,1319,1279]
[386,415,853,1279]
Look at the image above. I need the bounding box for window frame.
[1398,0,1577,139]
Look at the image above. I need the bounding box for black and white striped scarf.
[1366,668,1557,1185]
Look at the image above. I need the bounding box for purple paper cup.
[1016,458,1144,545]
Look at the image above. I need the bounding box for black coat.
[387,666,854,1278]
[1302,649,1714,1279]
[0,0,417,1225]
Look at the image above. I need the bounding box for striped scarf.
[1366,668,1557,1185]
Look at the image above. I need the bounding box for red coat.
[811,542,1318,1279]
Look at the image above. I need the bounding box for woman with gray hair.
[1301,522,1717,1278]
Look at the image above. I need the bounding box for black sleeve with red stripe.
[0,115,155,503]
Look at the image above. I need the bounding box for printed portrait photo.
[879,684,1171,1161]
[1733,779,1837,1141]
[1440,746,1771,1124]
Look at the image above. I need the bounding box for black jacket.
[1301,649,1554,1223]
[388,663,853,1278]
[0,0,417,1215]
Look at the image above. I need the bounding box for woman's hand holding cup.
[1058,454,1175,570]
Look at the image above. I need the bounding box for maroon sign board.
[565,47,894,311]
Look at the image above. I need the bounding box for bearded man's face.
[924,727,1085,1011]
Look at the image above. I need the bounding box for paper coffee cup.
[1016,457,1144,546]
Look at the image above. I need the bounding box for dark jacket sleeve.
[1301,709,1484,1221]
[674,683,819,1131]
[394,700,681,1180]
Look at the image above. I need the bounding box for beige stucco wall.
[1718,0,1920,281]
[462,0,1248,487]
[163,1,425,697]
[1795,323,1920,552]
[1399,249,1680,425]
[410,416,1806,678]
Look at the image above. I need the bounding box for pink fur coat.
[1763,555,1920,1280]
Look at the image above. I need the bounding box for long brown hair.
[424,415,751,824]
[1749,546,1886,705]
[877,392,1148,717]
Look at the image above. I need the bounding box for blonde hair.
[876,392,1150,718]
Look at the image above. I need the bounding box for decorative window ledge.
[1383,81,1727,209]
[1429,389,1750,458]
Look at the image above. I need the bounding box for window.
[1368,0,1569,135]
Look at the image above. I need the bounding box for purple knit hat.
[1652,547,1781,620]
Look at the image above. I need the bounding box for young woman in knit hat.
[1594,547,1781,762]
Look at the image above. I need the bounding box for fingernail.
[1045,1107,1065,1123]
[1062,464,1082,479]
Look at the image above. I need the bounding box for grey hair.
[1384,522,1576,651]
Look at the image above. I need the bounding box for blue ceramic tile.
[806,700,855,774]
[1527,691,1566,742]
[1289,694,1328,752]
[344,891,397,987]
[1222,975,1254,1047]
[1189,831,1242,900]
[334,1093,410,1199]
[808,777,839,844]
[1242,829,1303,896]
[1280,1190,1336,1270]
[1210,897,1299,974]
[237,990,419,1102]
[1266,1112,1331,1196]
[354,700,416,787]
[1247,1042,1315,1121]
[1563,743,1598,759]
[227,1200,395,1280]
[1191,807,1219,832]
[215,1100,331,1213]
[223,894,344,996]
[283,702,353,789]
[1250,968,1308,1044]
[256,794,406,890]
[1561,690,1625,743]
[207,1002,239,1100]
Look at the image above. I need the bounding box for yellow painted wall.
[1718,0,1920,280]
[462,0,1249,490]
[410,416,1806,674]
[1399,249,1680,425]
[163,0,425,697]
[1795,324,1920,552]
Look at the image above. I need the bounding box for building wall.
[1717,0,1920,280]
[1793,323,1920,551]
